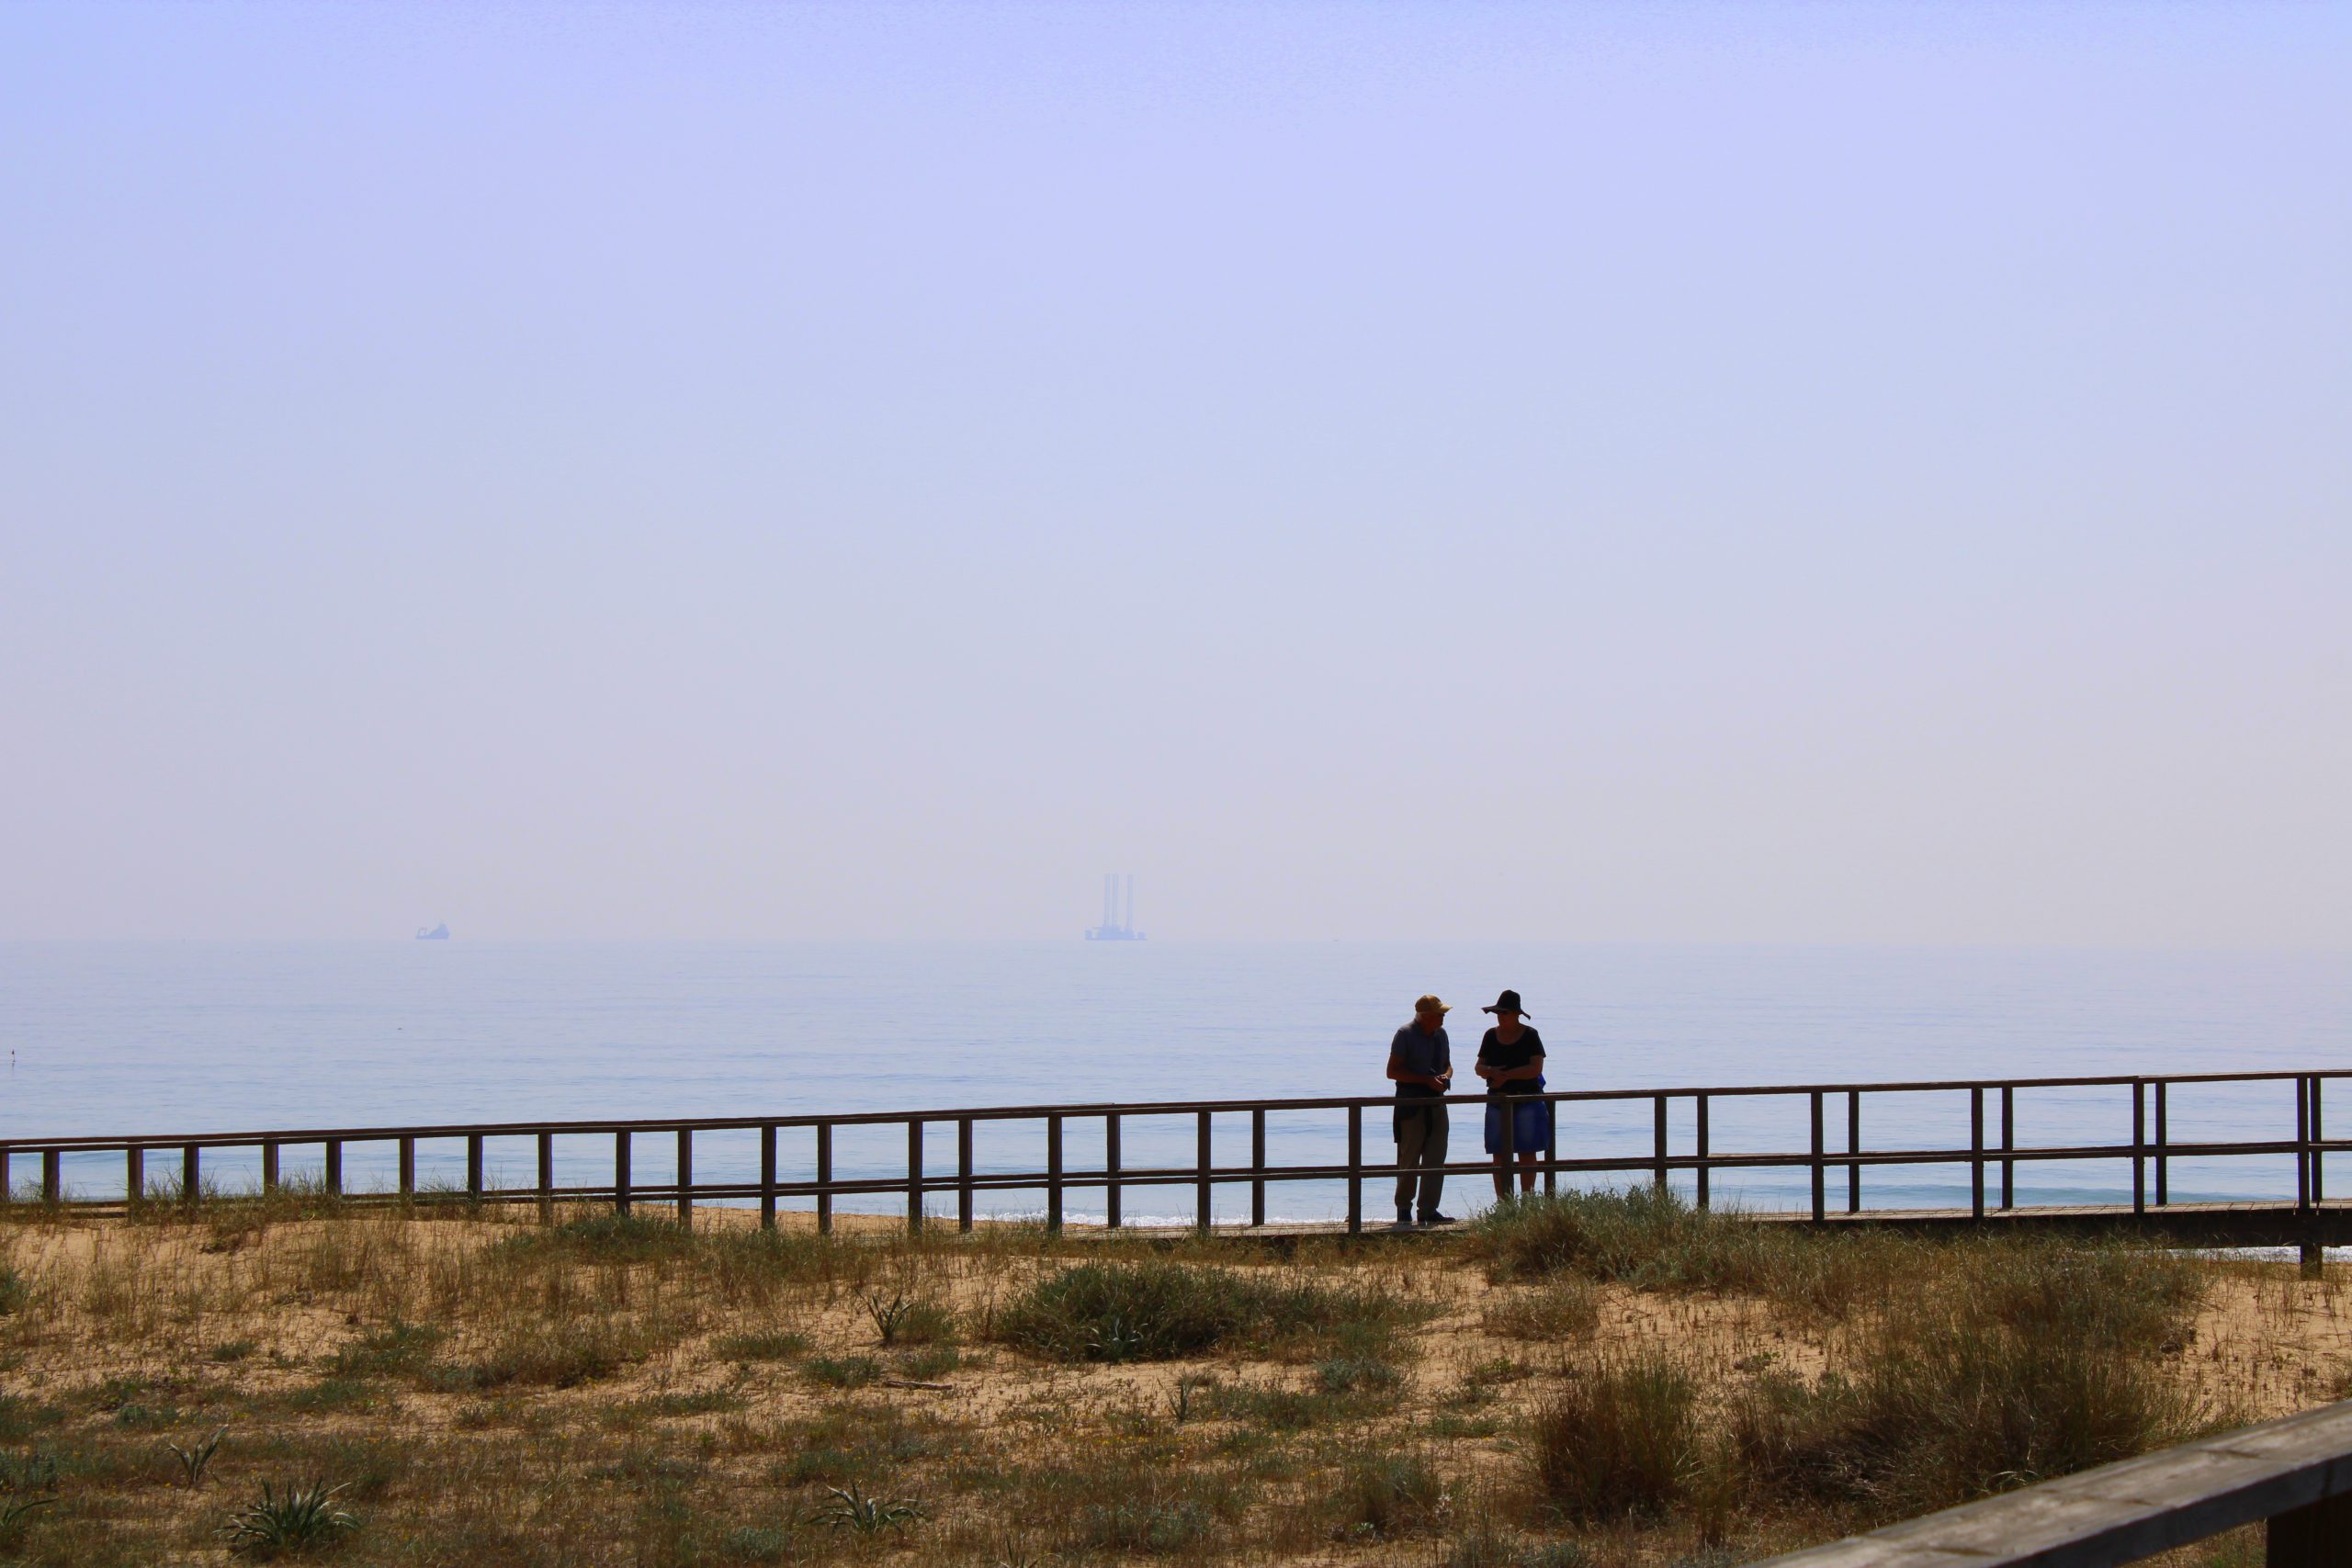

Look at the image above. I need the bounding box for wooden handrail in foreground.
[1753,1397,2352,1568]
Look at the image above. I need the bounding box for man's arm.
[1386,1049,1449,1092]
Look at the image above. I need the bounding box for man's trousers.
[1394,1104,1449,1216]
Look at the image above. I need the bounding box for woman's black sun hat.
[1482,989,1530,1017]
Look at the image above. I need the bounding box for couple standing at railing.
[1385,989,1546,1228]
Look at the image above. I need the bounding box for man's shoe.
[1395,1207,1416,1228]
[1418,1212,1457,1225]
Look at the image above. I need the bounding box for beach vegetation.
[1528,1350,1702,1522]
[218,1479,361,1556]
[994,1258,1419,1361]
[0,1195,2320,1567]
[806,1483,924,1535]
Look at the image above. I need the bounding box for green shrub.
[1528,1352,1701,1521]
[1472,1188,1798,1294]
[1199,1379,1371,1431]
[863,1291,956,1346]
[1316,1356,1403,1395]
[803,1357,882,1390]
[781,1447,864,1487]
[995,1261,1414,1362]
[806,1483,923,1535]
[218,1479,359,1557]
[111,1402,185,1429]
[493,1212,695,1264]
[287,1380,375,1414]
[1329,1454,1444,1538]
[1076,1498,1216,1554]
[325,1321,443,1381]
[1960,1235,2203,1352]
[0,1399,62,1445]
[470,1322,636,1389]
[898,1346,961,1380]
[1729,1238,2206,1517]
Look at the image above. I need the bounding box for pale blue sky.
[3,2,2346,943]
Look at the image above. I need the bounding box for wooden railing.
[1752,1395,2352,1568]
[2,1069,2343,1240]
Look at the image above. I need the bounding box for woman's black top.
[1476,1026,1545,1097]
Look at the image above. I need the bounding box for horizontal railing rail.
[2,1070,2344,1252]
[1751,1394,2352,1568]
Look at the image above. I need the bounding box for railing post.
[675,1128,693,1228]
[1652,1093,1668,1192]
[2268,1489,2352,1568]
[907,1119,923,1235]
[1195,1110,1213,1234]
[183,1144,200,1206]
[1250,1108,1267,1227]
[1809,1091,1825,1222]
[126,1145,144,1209]
[2001,1085,2016,1210]
[1694,1094,1709,1210]
[262,1141,280,1195]
[816,1122,832,1236]
[1346,1103,1363,1235]
[613,1131,631,1215]
[2132,1080,2146,1216]
[468,1134,485,1208]
[1545,1097,1558,1197]
[398,1136,415,1204]
[0,1143,10,1207]
[1046,1114,1063,1234]
[40,1149,60,1205]
[1848,1089,1862,1213]
[1971,1086,1985,1221]
[2296,1076,2312,1212]
[2297,1077,2317,1279]
[957,1116,975,1235]
[1105,1112,1122,1230]
[758,1123,776,1230]
[537,1132,554,1224]
[2154,1080,2169,1206]
[325,1139,343,1199]
[2295,1072,2314,1213]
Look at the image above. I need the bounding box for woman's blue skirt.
[1484,1095,1549,1156]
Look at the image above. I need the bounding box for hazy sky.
[3,2,2345,945]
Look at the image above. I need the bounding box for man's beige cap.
[1414,994,1451,1015]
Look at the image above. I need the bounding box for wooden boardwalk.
[5,1068,2343,1261]
[1029,1200,2352,1253]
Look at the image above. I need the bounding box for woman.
[1475,989,1547,1200]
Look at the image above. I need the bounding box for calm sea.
[4,942,2345,1221]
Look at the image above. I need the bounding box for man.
[1386,994,1457,1227]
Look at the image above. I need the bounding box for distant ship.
[414,923,449,941]
[1084,874,1145,942]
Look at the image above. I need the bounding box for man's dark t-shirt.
[1389,1023,1450,1100]
[1477,1026,1546,1097]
